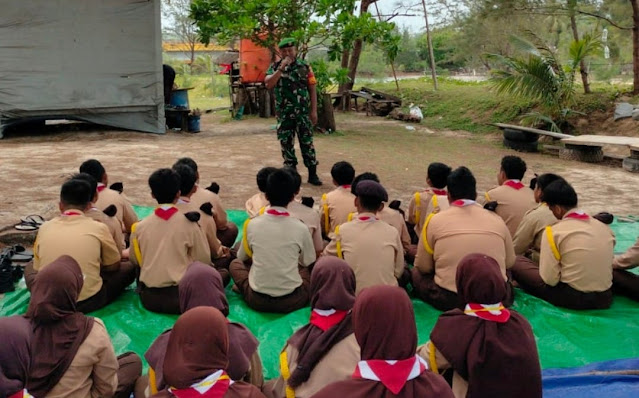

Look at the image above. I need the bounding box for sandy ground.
[1,112,638,228]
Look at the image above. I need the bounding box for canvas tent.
[0,0,165,138]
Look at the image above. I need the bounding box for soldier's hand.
[279,56,293,71]
[310,110,318,126]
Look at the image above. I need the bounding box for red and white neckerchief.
[565,210,589,220]
[357,214,378,222]
[432,188,447,196]
[340,185,352,189]
[97,183,106,193]
[169,370,232,398]
[310,308,348,331]
[62,210,83,217]
[352,355,428,394]
[177,197,190,205]
[504,179,525,190]
[266,208,290,216]
[464,302,511,323]
[155,204,179,221]
[451,199,476,207]
[9,390,34,398]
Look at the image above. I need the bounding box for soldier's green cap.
[278,38,297,48]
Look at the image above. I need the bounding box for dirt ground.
[1,112,638,229]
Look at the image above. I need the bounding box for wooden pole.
[374,1,400,91]
[421,0,438,90]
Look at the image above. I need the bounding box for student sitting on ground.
[512,173,564,263]
[0,315,32,398]
[412,167,515,311]
[421,254,542,398]
[150,307,267,398]
[285,167,324,258]
[146,262,262,395]
[246,167,277,218]
[26,177,135,314]
[130,168,212,314]
[612,237,639,301]
[310,285,455,398]
[79,159,138,233]
[320,161,356,237]
[484,156,537,237]
[265,257,360,398]
[231,169,316,313]
[324,180,404,295]
[173,157,239,247]
[511,179,614,309]
[407,162,452,239]
[25,256,142,398]
[173,163,234,285]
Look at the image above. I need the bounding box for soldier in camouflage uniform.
[265,38,322,186]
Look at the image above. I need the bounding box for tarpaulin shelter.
[0,0,165,138]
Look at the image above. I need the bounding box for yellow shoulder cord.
[421,213,435,255]
[428,341,439,375]
[259,206,266,215]
[131,222,143,265]
[280,351,296,398]
[431,194,439,210]
[322,193,329,234]
[149,367,158,395]
[335,225,343,259]
[242,219,253,258]
[485,192,491,202]
[414,192,421,224]
[347,212,354,222]
[545,226,561,261]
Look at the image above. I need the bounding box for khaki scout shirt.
[288,201,324,253]
[320,186,356,235]
[245,192,270,218]
[407,188,449,235]
[85,207,126,254]
[176,196,223,258]
[485,181,536,237]
[95,183,138,233]
[614,238,639,270]
[512,203,558,258]
[191,185,229,230]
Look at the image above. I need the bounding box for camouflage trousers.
[277,114,318,168]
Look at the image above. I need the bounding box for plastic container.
[170,88,191,108]
[239,39,271,83]
[188,115,201,133]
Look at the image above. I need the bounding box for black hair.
[428,162,452,189]
[501,156,527,180]
[173,157,198,174]
[447,166,477,201]
[257,167,279,193]
[543,179,578,208]
[331,161,355,186]
[172,164,197,196]
[266,169,296,207]
[283,166,302,192]
[358,194,383,212]
[60,178,93,208]
[71,173,98,201]
[148,168,181,204]
[351,172,379,195]
[534,173,565,193]
[79,159,106,182]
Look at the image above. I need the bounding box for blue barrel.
[170,89,190,108]
[188,115,201,132]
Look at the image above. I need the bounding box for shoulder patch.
[199,202,214,216]
[102,204,118,217]
[109,182,124,193]
[205,182,220,194]
[184,212,201,222]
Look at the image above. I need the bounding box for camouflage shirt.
[268,59,316,117]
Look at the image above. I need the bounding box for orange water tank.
[239,39,272,83]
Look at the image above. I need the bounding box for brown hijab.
[25,255,94,398]
[145,262,258,389]
[430,253,542,398]
[153,306,265,398]
[311,286,455,398]
[0,316,32,397]
[286,257,356,387]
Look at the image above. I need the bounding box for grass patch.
[174,74,230,111]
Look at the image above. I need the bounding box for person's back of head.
[532,173,565,203]
[266,168,296,207]
[79,159,106,184]
[428,162,452,189]
[70,173,98,203]
[543,179,578,218]
[500,156,527,182]
[331,161,355,187]
[149,168,181,204]
[351,172,379,195]
[60,178,93,211]
[283,166,303,194]
[172,164,198,197]
[447,166,477,202]
[355,180,388,213]
[173,157,198,174]
[257,167,278,193]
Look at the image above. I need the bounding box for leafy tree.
[163,0,201,73]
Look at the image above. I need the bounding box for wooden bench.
[560,135,639,167]
[492,123,574,140]
[624,144,639,172]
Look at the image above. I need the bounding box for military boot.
[307,165,323,186]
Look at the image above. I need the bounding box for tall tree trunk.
[338,49,350,93]
[632,0,639,94]
[344,0,374,92]
[569,13,590,93]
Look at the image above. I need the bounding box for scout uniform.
[190,185,238,247]
[231,206,316,313]
[85,207,125,254]
[245,192,269,218]
[321,185,356,236]
[175,196,224,259]
[407,188,449,235]
[267,42,319,170]
[287,200,324,254]
[94,183,138,233]
[412,199,515,311]
[346,207,411,255]
[30,210,129,312]
[130,204,211,314]
[512,203,558,261]
[612,238,639,301]
[485,180,536,237]
[324,213,405,295]
[512,210,614,309]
